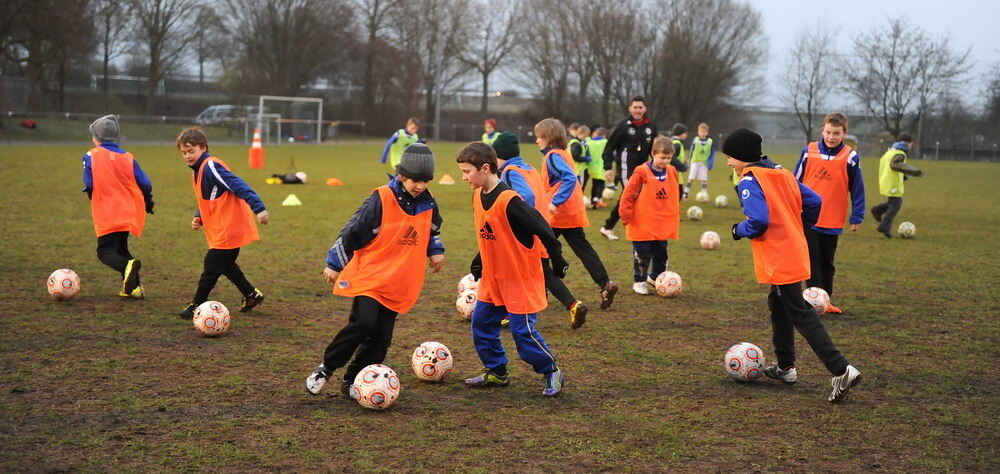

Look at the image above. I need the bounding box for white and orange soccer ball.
[700,231,721,250]
[457,273,479,294]
[686,205,703,221]
[714,194,728,208]
[803,287,831,314]
[725,342,766,382]
[695,190,710,203]
[352,364,401,410]
[193,301,230,336]
[456,289,477,320]
[411,342,454,382]
[602,187,617,201]
[654,271,683,297]
[47,269,80,300]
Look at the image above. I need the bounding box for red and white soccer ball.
[352,364,401,410]
[803,287,831,314]
[725,342,766,382]
[47,269,80,300]
[457,273,479,294]
[456,289,477,320]
[686,205,703,221]
[654,271,683,297]
[411,341,454,382]
[700,231,721,250]
[193,301,230,336]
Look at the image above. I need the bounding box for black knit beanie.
[491,131,520,160]
[723,128,763,162]
[397,143,435,181]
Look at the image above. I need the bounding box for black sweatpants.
[323,295,398,382]
[581,173,605,205]
[804,228,839,295]
[604,200,621,229]
[193,248,255,304]
[542,258,576,309]
[768,283,849,375]
[552,227,610,288]
[632,241,668,283]
[96,231,134,279]
[873,197,903,233]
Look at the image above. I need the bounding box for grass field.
[1,139,998,471]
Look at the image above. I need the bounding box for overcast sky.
[756,0,1000,109]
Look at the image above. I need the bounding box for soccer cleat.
[178,302,197,320]
[568,301,588,329]
[240,288,264,312]
[542,369,564,397]
[464,368,511,387]
[305,364,330,395]
[632,282,650,295]
[877,226,892,239]
[599,281,618,309]
[828,365,862,403]
[595,201,608,209]
[340,378,355,399]
[122,259,142,295]
[763,364,798,384]
[826,304,843,314]
[118,285,145,299]
[599,226,619,240]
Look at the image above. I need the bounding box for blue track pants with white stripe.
[471,300,557,374]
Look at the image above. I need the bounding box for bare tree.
[94,0,134,105]
[355,0,402,111]
[845,17,970,143]
[986,62,1000,123]
[458,0,524,113]
[130,0,194,113]
[516,0,573,117]
[586,0,649,125]
[780,26,837,143]
[192,4,226,84]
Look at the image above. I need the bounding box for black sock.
[493,365,507,377]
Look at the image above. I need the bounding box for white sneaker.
[599,227,619,240]
[763,364,798,384]
[632,282,650,295]
[305,364,329,395]
[828,365,861,403]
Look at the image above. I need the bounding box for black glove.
[470,262,482,281]
[731,223,741,241]
[145,199,155,215]
[551,255,569,279]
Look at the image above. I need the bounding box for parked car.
[194,105,270,125]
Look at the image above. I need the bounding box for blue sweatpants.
[471,300,557,375]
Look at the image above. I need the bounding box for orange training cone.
[249,128,265,169]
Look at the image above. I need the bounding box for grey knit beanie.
[397,143,435,181]
[89,114,120,142]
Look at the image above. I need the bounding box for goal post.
[256,95,324,144]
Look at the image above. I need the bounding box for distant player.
[872,133,923,238]
[584,127,609,209]
[600,96,658,240]
[482,119,498,145]
[684,122,715,199]
[379,117,421,172]
[669,123,689,198]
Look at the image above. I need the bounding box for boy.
[482,119,498,145]
[684,123,715,199]
[177,128,268,319]
[872,133,923,238]
[535,118,618,311]
[569,125,591,182]
[379,117,421,172]
[793,112,865,313]
[725,128,861,403]
[82,114,153,298]
[456,142,568,396]
[306,143,445,397]
[491,131,601,328]
[670,123,689,198]
[585,127,609,209]
[620,136,687,294]
[600,96,658,240]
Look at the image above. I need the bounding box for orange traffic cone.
[249,128,265,169]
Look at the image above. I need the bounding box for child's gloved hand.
[551,255,569,279]
[145,199,155,214]
[731,223,742,240]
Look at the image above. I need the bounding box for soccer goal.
[256,95,324,144]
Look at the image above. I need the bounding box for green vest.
[879,148,906,197]
[672,138,687,163]
[482,132,498,146]
[587,137,607,169]
[569,138,586,174]
[390,129,419,170]
[690,137,713,163]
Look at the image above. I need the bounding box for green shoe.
[463,368,510,387]
[118,285,145,299]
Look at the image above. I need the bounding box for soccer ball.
[193,301,230,336]
[456,289,478,320]
[700,231,721,250]
[352,364,401,410]
[803,287,831,314]
[725,342,766,382]
[687,205,703,221]
[411,342,454,382]
[898,221,916,238]
[581,195,590,206]
[47,269,80,300]
[295,171,307,183]
[695,190,710,203]
[714,195,728,208]
[654,271,683,297]
[457,273,479,294]
[602,187,616,201]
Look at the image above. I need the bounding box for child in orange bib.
[176,128,268,320]
[306,143,445,398]
[619,136,687,295]
[82,115,154,298]
[726,128,861,403]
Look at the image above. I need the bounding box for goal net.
[254,95,324,144]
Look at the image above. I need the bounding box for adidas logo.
[398,225,419,246]
[814,168,833,180]
[479,222,496,241]
[655,188,669,200]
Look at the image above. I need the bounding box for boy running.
[872,133,923,238]
[379,117,421,172]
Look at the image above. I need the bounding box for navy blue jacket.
[792,141,865,234]
[189,152,266,218]
[735,159,822,239]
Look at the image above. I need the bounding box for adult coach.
[599,96,658,240]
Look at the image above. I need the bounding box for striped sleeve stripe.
[207,160,232,191]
